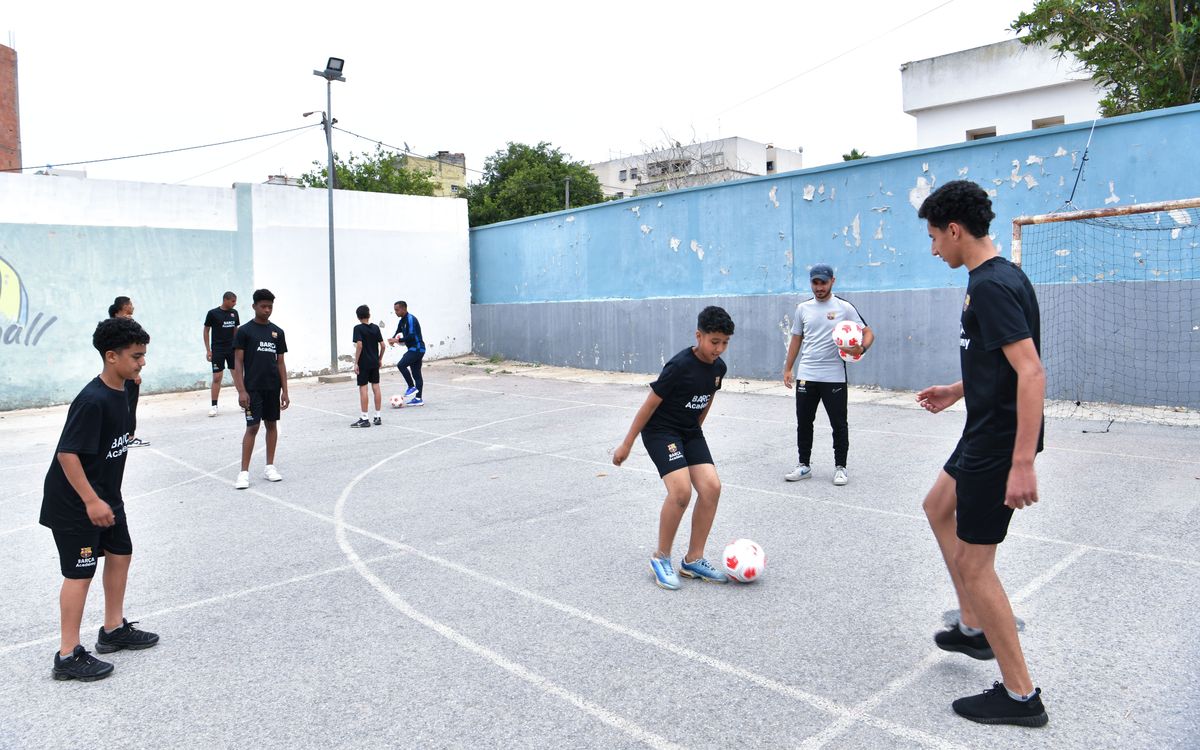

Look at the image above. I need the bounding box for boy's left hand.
[612,444,630,466]
[280,391,290,410]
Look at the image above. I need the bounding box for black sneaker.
[52,645,114,682]
[350,418,371,428]
[372,416,382,426]
[95,619,159,654]
[935,624,994,660]
[952,682,1048,727]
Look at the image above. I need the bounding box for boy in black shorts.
[203,291,240,417]
[42,316,159,682]
[915,180,1048,727]
[350,304,386,428]
[232,289,289,490]
[613,306,734,590]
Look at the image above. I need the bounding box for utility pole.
[564,176,571,210]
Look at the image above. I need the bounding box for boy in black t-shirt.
[350,304,386,428]
[232,288,289,490]
[42,316,159,682]
[613,306,734,590]
[203,291,240,417]
[915,181,1048,727]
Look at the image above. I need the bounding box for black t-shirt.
[644,347,727,434]
[40,377,131,531]
[353,323,384,369]
[235,320,288,391]
[959,257,1044,455]
[204,306,241,351]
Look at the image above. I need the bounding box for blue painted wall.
[472,103,1200,304]
[471,104,1200,405]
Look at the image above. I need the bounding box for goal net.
[1013,198,1200,427]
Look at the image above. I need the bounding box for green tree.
[842,148,869,161]
[1012,0,1200,116]
[461,142,604,227]
[299,144,438,196]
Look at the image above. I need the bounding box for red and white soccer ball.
[389,394,406,409]
[832,320,865,363]
[723,538,766,583]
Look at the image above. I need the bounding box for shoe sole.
[936,641,995,660]
[955,711,1048,727]
[264,477,282,482]
[784,474,811,482]
[53,668,113,682]
[678,569,728,583]
[95,638,159,654]
[833,479,848,486]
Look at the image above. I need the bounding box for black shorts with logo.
[52,520,133,579]
[946,439,1015,545]
[640,429,714,478]
[245,388,282,425]
[211,350,236,373]
[356,367,380,386]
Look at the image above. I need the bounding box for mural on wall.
[0,255,56,347]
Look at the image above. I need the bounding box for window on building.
[619,169,627,182]
[1032,116,1065,129]
[629,167,638,180]
[766,160,775,172]
[615,191,624,199]
[450,184,459,194]
[965,126,997,141]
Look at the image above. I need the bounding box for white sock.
[958,622,984,637]
[1006,686,1036,702]
[361,412,368,420]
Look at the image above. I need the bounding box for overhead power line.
[2,124,322,174]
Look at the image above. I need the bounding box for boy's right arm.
[203,326,212,362]
[234,349,249,409]
[354,341,363,373]
[57,452,114,527]
[613,391,663,466]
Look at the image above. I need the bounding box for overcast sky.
[5,0,1035,189]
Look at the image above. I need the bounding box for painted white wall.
[588,137,803,196]
[248,184,471,375]
[911,81,1103,148]
[902,38,1105,148]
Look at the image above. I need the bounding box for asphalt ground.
[1,358,1197,749]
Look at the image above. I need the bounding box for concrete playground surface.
[1,357,1197,749]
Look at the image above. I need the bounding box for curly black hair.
[697,306,735,335]
[93,316,149,356]
[917,180,995,238]
[252,288,275,304]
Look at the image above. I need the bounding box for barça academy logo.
[0,256,56,347]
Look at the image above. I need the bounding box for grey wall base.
[473,280,1200,409]
[472,289,966,392]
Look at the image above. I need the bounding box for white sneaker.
[263,465,283,482]
[208,405,218,417]
[234,471,250,490]
[785,464,812,481]
[833,466,849,486]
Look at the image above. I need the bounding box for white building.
[901,38,1106,148]
[589,137,804,198]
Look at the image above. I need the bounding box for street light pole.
[313,57,345,373]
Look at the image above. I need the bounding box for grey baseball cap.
[809,264,834,281]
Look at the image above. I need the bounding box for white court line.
[329,408,967,750]
[291,404,1200,568]
[799,546,1091,749]
[0,551,410,658]
[1,523,37,536]
[330,404,685,750]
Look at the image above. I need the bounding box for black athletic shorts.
[641,430,714,478]
[245,388,282,426]
[52,521,133,579]
[946,440,1015,545]
[211,350,236,373]
[356,367,380,386]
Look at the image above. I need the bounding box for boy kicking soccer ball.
[41,316,159,681]
[613,306,734,590]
